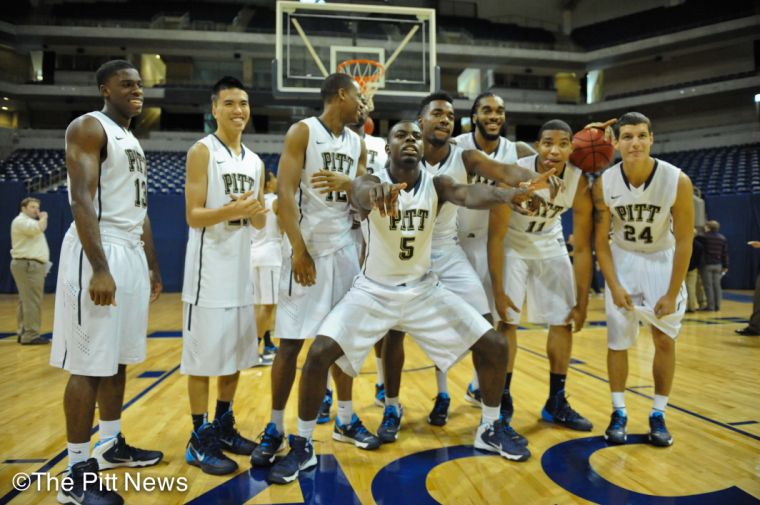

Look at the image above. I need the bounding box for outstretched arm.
[434,174,547,212]
[351,174,406,218]
[462,148,562,198]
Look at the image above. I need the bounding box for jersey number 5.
[399,237,415,260]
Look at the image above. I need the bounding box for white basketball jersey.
[66,111,147,238]
[505,155,582,259]
[454,133,518,239]
[421,145,468,250]
[297,117,362,256]
[364,134,387,174]
[182,134,263,308]
[251,193,283,267]
[602,159,680,253]
[362,168,438,285]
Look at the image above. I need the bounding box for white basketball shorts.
[431,245,490,315]
[252,266,280,305]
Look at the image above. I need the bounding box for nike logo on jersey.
[316,140,328,144]
[115,136,124,140]
[217,160,227,164]
[610,194,621,200]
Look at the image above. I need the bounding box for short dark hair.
[387,119,419,141]
[320,73,356,102]
[418,91,454,117]
[19,197,40,211]
[615,112,652,135]
[538,119,572,139]
[211,76,247,102]
[469,92,502,118]
[95,59,137,87]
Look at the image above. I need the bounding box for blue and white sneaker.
[317,389,333,425]
[57,458,123,505]
[474,419,531,461]
[216,412,257,455]
[263,344,278,359]
[377,405,403,443]
[251,422,286,466]
[267,435,317,484]
[186,423,238,475]
[604,409,628,445]
[374,384,386,407]
[648,412,673,447]
[541,395,593,432]
[428,393,450,426]
[464,383,481,406]
[333,414,381,450]
[93,432,163,470]
[503,422,529,447]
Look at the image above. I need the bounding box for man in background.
[700,220,728,312]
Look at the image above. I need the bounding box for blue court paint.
[4,459,47,464]
[0,333,13,339]
[186,455,360,505]
[587,321,608,327]
[138,370,166,378]
[542,435,758,504]
[722,292,752,303]
[569,358,585,365]
[371,445,494,505]
[728,421,758,426]
[148,330,182,338]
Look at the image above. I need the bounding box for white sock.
[652,395,668,415]
[611,392,627,416]
[67,442,90,468]
[271,409,285,433]
[436,369,449,395]
[337,400,353,425]
[481,403,500,426]
[385,396,400,409]
[99,418,121,443]
[326,369,333,391]
[376,357,384,386]
[297,417,317,441]
[471,371,480,390]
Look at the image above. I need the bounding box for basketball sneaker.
[267,435,317,484]
[263,344,278,359]
[604,409,628,445]
[92,433,163,470]
[186,422,238,475]
[464,383,481,406]
[333,414,381,450]
[648,412,673,447]
[503,422,529,447]
[474,419,531,461]
[374,384,386,407]
[500,390,514,422]
[316,389,333,424]
[427,393,450,426]
[541,395,593,431]
[251,422,286,466]
[377,405,403,443]
[216,411,256,455]
[57,458,123,505]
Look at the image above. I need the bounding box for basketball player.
[454,92,535,405]
[181,77,267,475]
[251,170,281,359]
[383,92,560,430]
[267,120,547,484]
[50,60,162,505]
[250,73,380,469]
[593,112,694,447]
[348,99,388,406]
[488,119,593,432]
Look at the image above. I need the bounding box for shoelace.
[382,408,399,428]
[350,418,371,435]
[199,428,225,457]
[650,415,666,432]
[432,396,449,413]
[554,397,583,422]
[610,413,626,430]
[259,428,280,449]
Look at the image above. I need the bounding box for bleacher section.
[605,71,758,101]
[438,15,555,47]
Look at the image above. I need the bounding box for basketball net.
[337,59,385,113]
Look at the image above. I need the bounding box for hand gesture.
[246,198,269,221]
[90,269,117,306]
[226,191,257,220]
[311,170,352,194]
[494,290,520,323]
[39,211,48,220]
[292,248,316,286]
[584,118,617,143]
[654,294,676,318]
[369,182,407,218]
[565,303,588,332]
[610,284,633,311]
[749,241,760,249]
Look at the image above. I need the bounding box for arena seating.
[605,71,758,101]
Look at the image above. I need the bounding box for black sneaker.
[267,435,317,484]
[604,409,628,445]
[503,422,529,447]
[317,389,333,425]
[541,395,593,431]
[464,383,481,406]
[333,414,381,450]
[427,393,450,426]
[374,384,386,407]
[251,422,286,467]
[377,405,403,443]
[185,423,238,475]
[735,327,760,336]
[92,433,163,470]
[474,419,531,462]
[57,458,123,505]
[648,412,673,447]
[216,411,256,455]
[500,391,514,422]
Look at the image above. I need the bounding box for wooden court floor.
[0,292,758,504]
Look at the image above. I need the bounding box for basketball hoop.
[337,59,385,112]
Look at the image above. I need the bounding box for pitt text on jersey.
[388,209,430,261]
[614,203,662,223]
[223,173,256,195]
[321,151,355,202]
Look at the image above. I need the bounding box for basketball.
[364,116,375,135]
[570,128,615,173]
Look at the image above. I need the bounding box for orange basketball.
[570,128,615,173]
[364,116,375,136]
